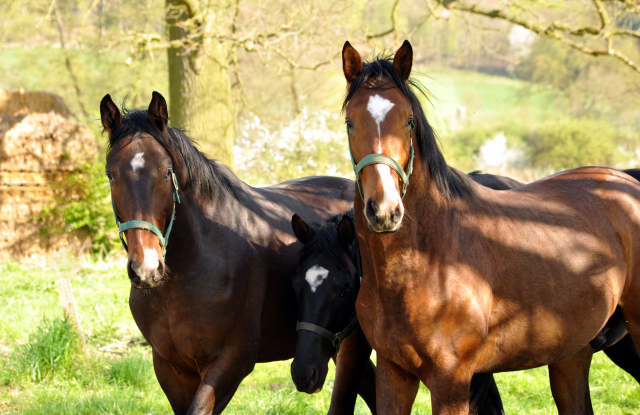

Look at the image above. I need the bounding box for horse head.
[342,41,416,233]
[289,212,360,394]
[102,92,180,289]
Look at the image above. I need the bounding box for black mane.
[342,55,472,199]
[298,209,360,276]
[106,109,239,202]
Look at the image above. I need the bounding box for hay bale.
[0,89,71,118]
[0,112,97,172]
[0,90,97,261]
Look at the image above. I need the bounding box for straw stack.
[0,90,97,261]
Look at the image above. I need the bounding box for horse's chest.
[129,278,262,369]
[358,265,489,372]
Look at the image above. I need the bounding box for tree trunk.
[166,0,235,168]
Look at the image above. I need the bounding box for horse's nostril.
[309,367,318,387]
[391,205,402,223]
[365,199,378,223]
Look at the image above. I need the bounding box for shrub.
[442,117,638,174]
[38,158,116,255]
[443,121,530,172]
[10,318,81,383]
[234,109,352,185]
[526,119,624,170]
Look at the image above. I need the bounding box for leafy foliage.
[526,119,625,170]
[234,109,352,186]
[38,158,116,255]
[443,116,638,174]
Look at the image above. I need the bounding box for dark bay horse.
[290,172,640,415]
[101,92,375,415]
[341,40,640,414]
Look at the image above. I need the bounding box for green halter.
[112,170,181,260]
[348,120,415,200]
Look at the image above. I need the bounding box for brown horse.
[101,92,376,415]
[342,40,640,415]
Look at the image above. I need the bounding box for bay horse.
[290,172,640,415]
[341,40,640,414]
[101,92,376,415]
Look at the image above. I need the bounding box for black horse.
[291,171,640,415]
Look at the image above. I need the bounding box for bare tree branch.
[434,0,640,74]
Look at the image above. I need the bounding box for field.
[0,259,639,414]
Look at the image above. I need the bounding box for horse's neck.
[404,160,456,231]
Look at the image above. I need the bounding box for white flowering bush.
[234,109,353,185]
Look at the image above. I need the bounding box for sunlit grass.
[1,259,639,414]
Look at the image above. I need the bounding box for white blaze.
[367,94,395,139]
[131,152,145,173]
[131,247,160,279]
[375,164,401,203]
[142,247,159,274]
[305,265,330,293]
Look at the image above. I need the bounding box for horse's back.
[263,176,354,217]
[468,171,524,190]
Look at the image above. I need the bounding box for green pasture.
[0,259,638,414]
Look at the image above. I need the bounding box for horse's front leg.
[186,349,257,415]
[427,362,476,415]
[375,354,419,415]
[152,350,201,415]
[548,345,594,415]
[329,325,376,414]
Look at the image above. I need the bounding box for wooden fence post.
[57,278,86,353]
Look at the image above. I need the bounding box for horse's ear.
[342,41,363,85]
[292,214,315,244]
[337,215,356,252]
[100,94,121,135]
[393,40,413,82]
[148,91,169,133]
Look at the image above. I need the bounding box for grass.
[1,258,639,414]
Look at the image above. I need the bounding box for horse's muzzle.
[290,359,324,394]
[127,252,166,289]
[365,197,403,233]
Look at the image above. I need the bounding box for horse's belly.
[476,299,612,372]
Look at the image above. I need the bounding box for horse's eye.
[406,116,415,129]
[339,290,349,298]
[164,168,173,179]
[106,172,113,182]
[345,119,354,129]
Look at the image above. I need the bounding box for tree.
[165,0,235,166]
[371,0,640,75]
[131,0,356,167]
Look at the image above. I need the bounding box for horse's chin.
[367,221,402,234]
[290,357,330,394]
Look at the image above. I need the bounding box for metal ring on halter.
[347,120,415,200]
[112,170,181,260]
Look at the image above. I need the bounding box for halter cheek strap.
[296,316,360,355]
[348,121,415,200]
[112,171,181,260]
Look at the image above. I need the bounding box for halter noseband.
[296,316,360,355]
[348,119,415,200]
[112,170,181,260]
